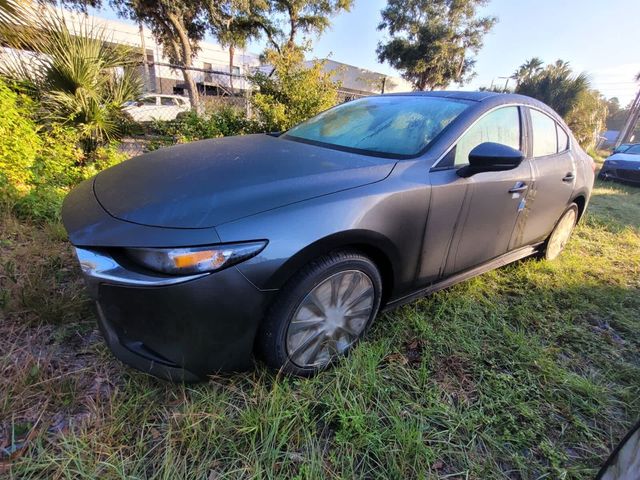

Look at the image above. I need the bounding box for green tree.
[204,0,267,93]
[250,46,338,131]
[565,89,608,150]
[605,97,626,131]
[112,0,207,111]
[377,0,496,91]
[257,0,353,53]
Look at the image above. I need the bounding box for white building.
[2,4,261,96]
[61,8,262,96]
[307,59,414,100]
[2,5,413,99]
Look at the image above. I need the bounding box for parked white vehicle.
[123,94,191,122]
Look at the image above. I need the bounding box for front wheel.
[542,204,579,261]
[256,250,382,376]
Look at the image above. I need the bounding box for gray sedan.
[63,92,595,381]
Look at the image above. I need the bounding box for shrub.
[0,81,128,223]
[149,105,260,147]
[0,80,41,192]
[250,47,339,131]
[14,138,127,223]
[30,125,85,189]
[12,125,86,222]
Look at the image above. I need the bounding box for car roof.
[385,90,552,106]
[382,90,564,123]
[142,93,189,99]
[385,90,501,102]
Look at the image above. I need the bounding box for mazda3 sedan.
[599,143,640,185]
[63,92,595,381]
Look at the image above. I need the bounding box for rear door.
[516,108,575,246]
[159,96,181,120]
[129,96,158,122]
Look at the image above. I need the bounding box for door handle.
[562,172,575,182]
[508,182,528,194]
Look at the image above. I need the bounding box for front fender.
[215,160,431,300]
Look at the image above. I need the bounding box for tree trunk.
[229,44,235,95]
[182,69,200,112]
[167,12,201,114]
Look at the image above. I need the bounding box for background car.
[63,92,594,381]
[123,93,191,122]
[599,143,640,185]
[612,143,637,154]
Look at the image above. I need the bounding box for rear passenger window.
[531,109,558,157]
[454,107,521,166]
[160,97,177,106]
[556,124,569,152]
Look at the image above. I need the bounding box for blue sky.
[297,0,640,104]
[94,0,640,104]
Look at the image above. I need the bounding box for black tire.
[540,203,579,261]
[256,250,382,376]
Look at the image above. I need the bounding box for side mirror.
[457,142,524,178]
[136,101,144,107]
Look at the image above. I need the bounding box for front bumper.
[75,247,274,381]
[599,167,640,185]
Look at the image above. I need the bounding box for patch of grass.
[1,180,639,479]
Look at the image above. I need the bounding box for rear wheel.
[257,250,382,376]
[542,204,579,261]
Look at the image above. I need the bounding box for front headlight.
[125,241,267,275]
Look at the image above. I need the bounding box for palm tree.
[512,57,544,85]
[515,60,589,117]
[0,2,142,155]
[204,0,265,94]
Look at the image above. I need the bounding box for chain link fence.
[129,62,372,121]
[119,64,374,154]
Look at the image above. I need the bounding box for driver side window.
[454,107,521,166]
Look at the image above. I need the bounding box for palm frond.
[1,5,142,152]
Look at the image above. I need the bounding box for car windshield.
[624,145,640,155]
[284,96,471,157]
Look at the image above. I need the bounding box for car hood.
[93,134,397,228]
[606,153,640,164]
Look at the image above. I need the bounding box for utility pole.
[615,88,640,147]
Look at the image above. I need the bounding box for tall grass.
[1,180,639,479]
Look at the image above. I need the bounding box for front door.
[420,106,532,279]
